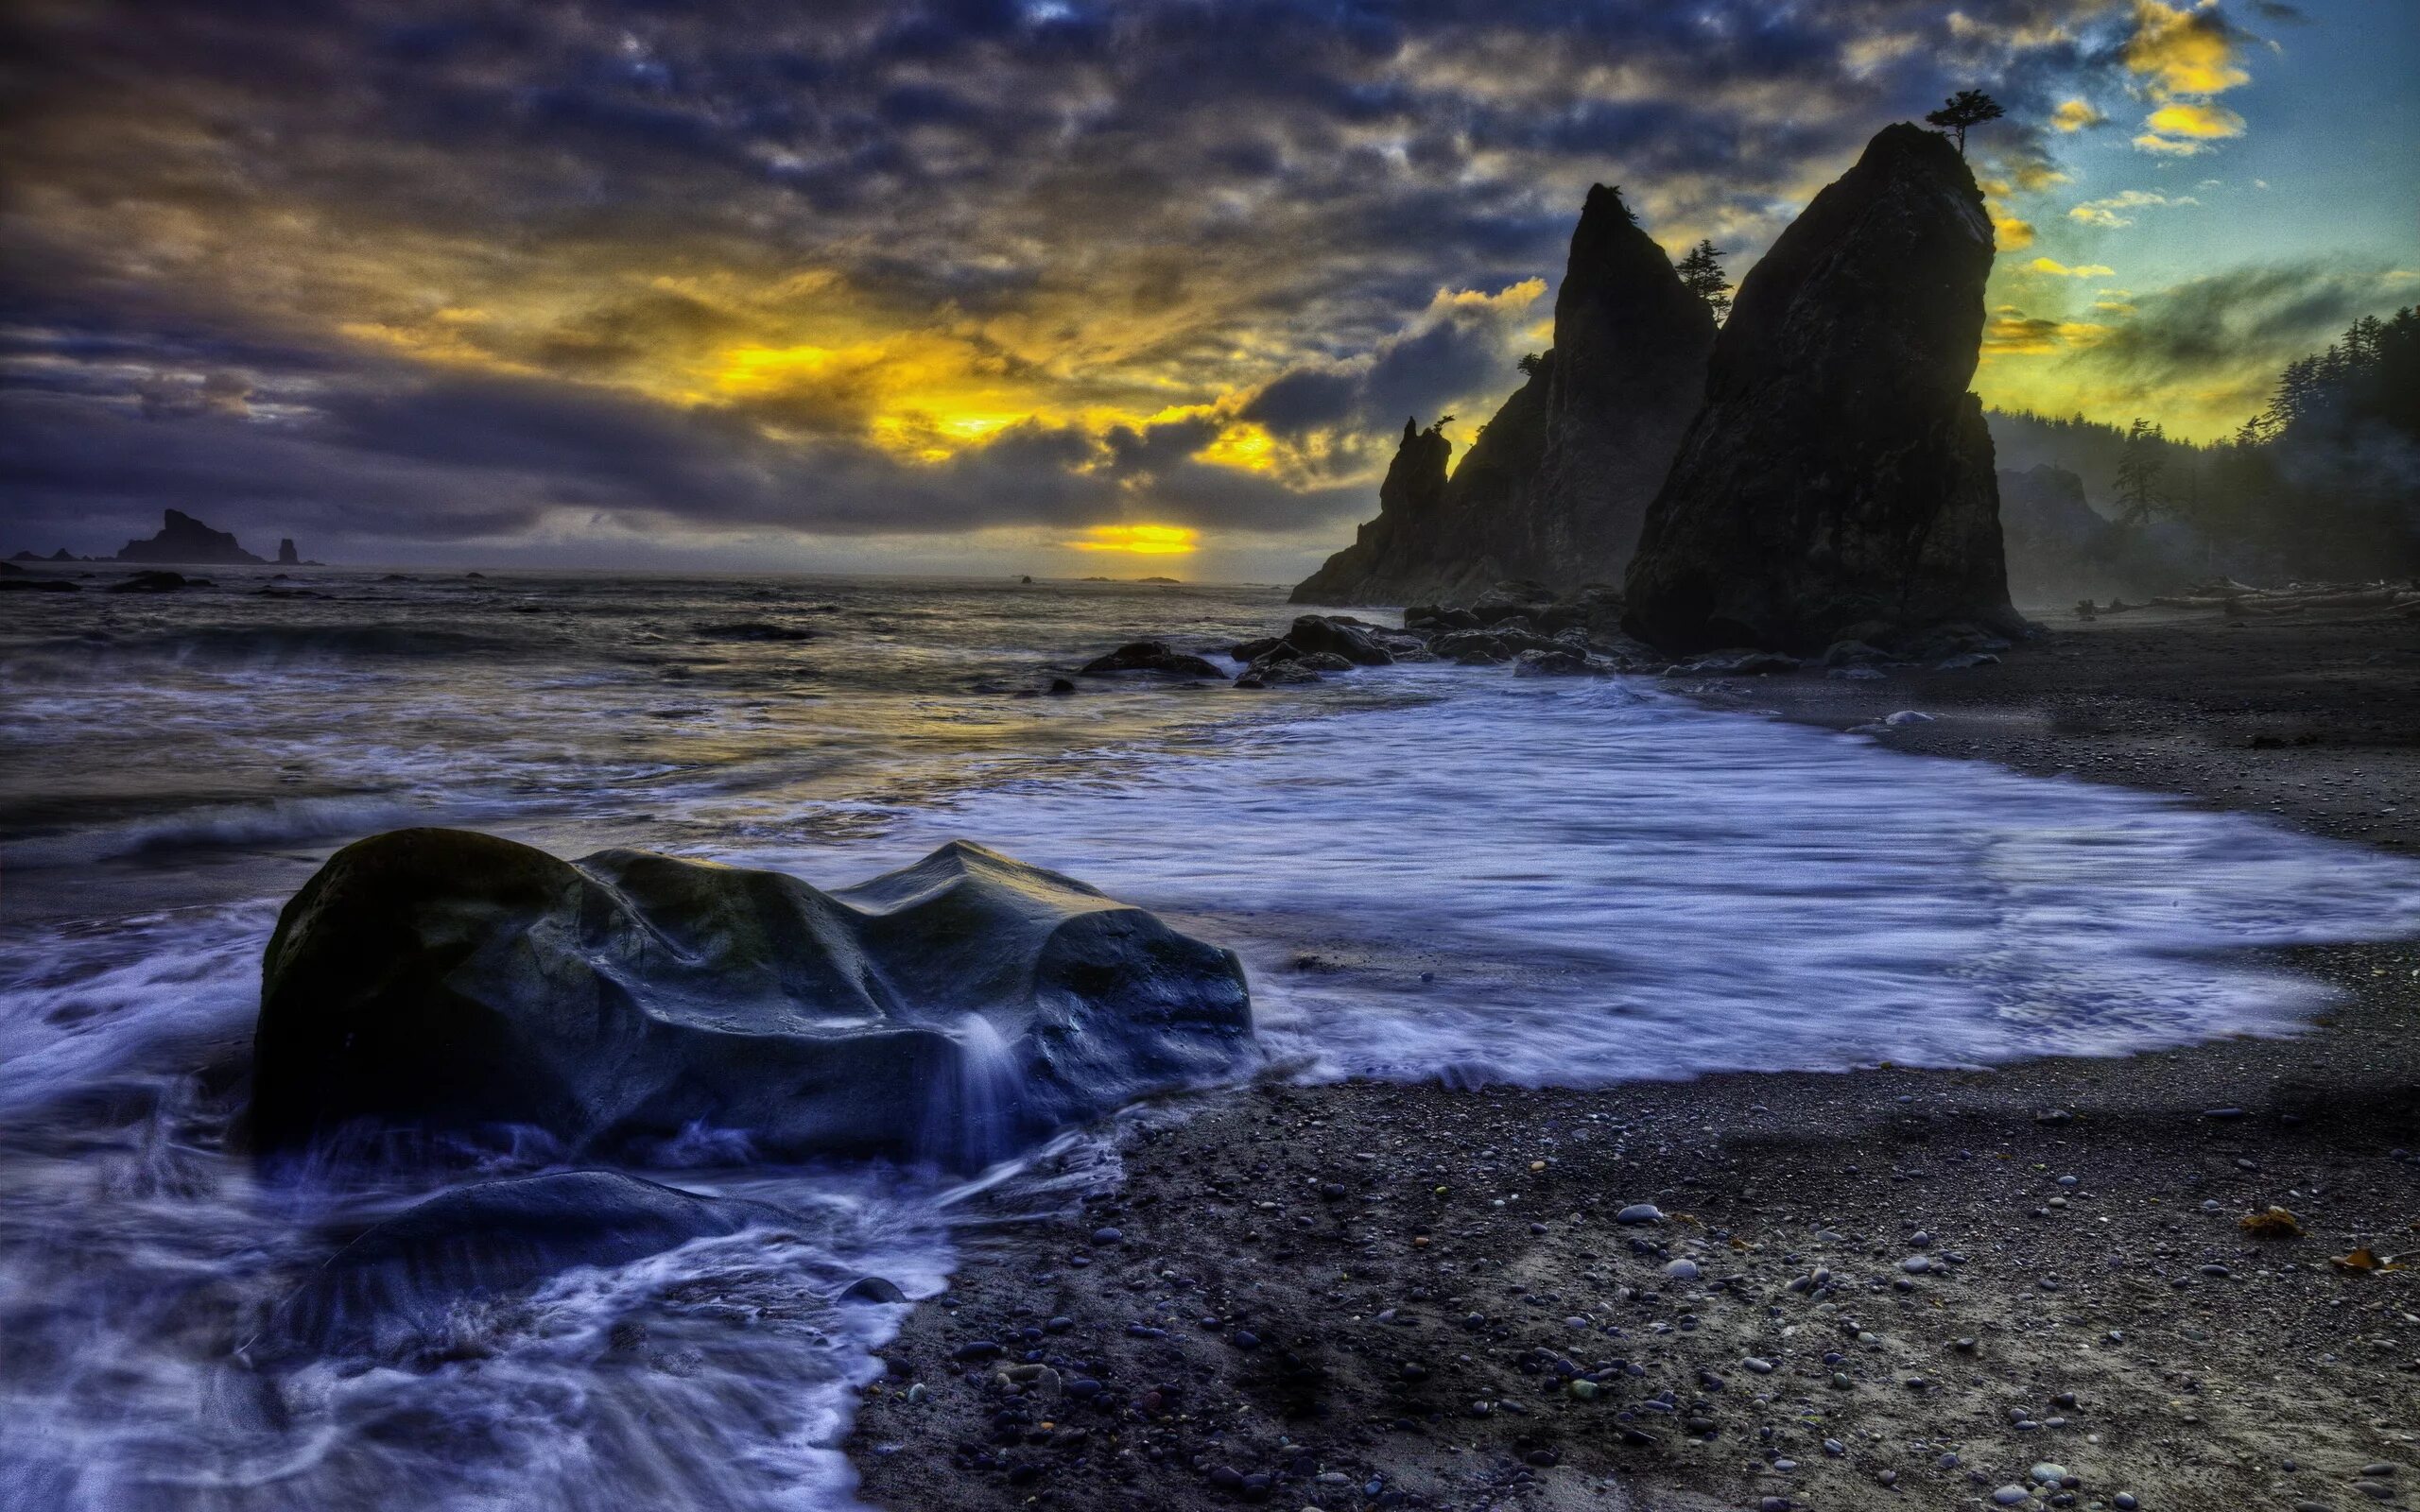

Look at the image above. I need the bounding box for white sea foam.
[733,668,2420,1086]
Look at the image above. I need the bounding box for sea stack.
[277,538,301,566]
[1291,187,1714,605]
[115,507,267,565]
[1623,124,2018,652]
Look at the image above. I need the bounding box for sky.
[2,0,2413,579]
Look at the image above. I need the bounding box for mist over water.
[3,570,2416,1510]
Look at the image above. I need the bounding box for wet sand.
[848,605,2420,1512]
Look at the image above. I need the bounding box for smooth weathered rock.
[251,829,1253,1166]
[271,1171,794,1359]
[1283,615,1392,665]
[115,508,268,565]
[1080,641,1223,678]
[1291,188,1714,605]
[1625,124,2019,652]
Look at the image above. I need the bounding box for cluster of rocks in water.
[1078,576,2023,695]
[1292,123,2025,662]
[238,826,1260,1363]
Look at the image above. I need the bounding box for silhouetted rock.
[1625,124,2018,652]
[0,576,79,593]
[1292,188,1714,605]
[109,570,204,593]
[1080,641,1222,677]
[1291,417,1467,605]
[115,508,266,565]
[251,830,1253,1167]
[1283,614,1392,665]
[271,1171,795,1360]
[276,538,301,566]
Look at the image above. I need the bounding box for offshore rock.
[1625,124,2018,652]
[1292,187,1713,605]
[115,508,267,565]
[1080,641,1223,678]
[251,830,1253,1168]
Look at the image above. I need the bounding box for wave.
[5,796,448,868]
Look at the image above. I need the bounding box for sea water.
[3,569,2414,1510]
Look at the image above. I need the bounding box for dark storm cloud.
[0,0,2155,557]
[2078,264,2415,385]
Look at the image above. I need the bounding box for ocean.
[4,567,2416,1510]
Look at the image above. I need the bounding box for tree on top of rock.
[1675,241,1732,320]
[1926,90,2004,156]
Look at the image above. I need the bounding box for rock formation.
[1624,124,2019,652]
[1292,187,1715,605]
[277,537,300,566]
[250,829,1253,1167]
[116,508,267,565]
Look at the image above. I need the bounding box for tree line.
[1997,307,2420,582]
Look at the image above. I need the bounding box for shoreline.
[847,607,2420,1512]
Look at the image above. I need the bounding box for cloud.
[2123,0,2252,96]
[1983,306,2112,354]
[2030,257,2118,277]
[2050,97,2106,131]
[0,0,2319,562]
[2122,0,2257,155]
[1978,260,2418,438]
[2145,101,2245,138]
[2067,189,2199,227]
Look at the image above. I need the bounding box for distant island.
[10,508,319,567]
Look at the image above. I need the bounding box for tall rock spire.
[1290,188,1713,606]
[1532,185,1719,578]
[1623,124,2018,651]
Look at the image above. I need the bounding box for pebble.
[1901,1255,1933,1273]
[1823,1439,1844,1456]
[2031,1462,2068,1486]
[2113,1496,2137,1511]
[1664,1259,1701,1280]
[1091,1227,1123,1245]
[1993,1486,2032,1506]
[1743,1357,1776,1374]
[1616,1203,1664,1225]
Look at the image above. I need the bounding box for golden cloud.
[2050,99,2106,133]
[2029,257,2118,279]
[2067,190,2197,228]
[2124,0,2250,97]
[2145,101,2245,139]
[1981,306,2111,356]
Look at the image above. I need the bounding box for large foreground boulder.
[251,830,1253,1167]
[1624,124,2020,652]
[1290,187,1714,606]
[271,1171,799,1359]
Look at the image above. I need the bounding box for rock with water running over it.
[1079,641,1224,678]
[250,829,1253,1166]
[1625,124,2020,653]
[270,1170,797,1360]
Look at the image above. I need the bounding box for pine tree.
[1675,240,1732,320]
[2113,418,2169,526]
[1925,90,2005,156]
